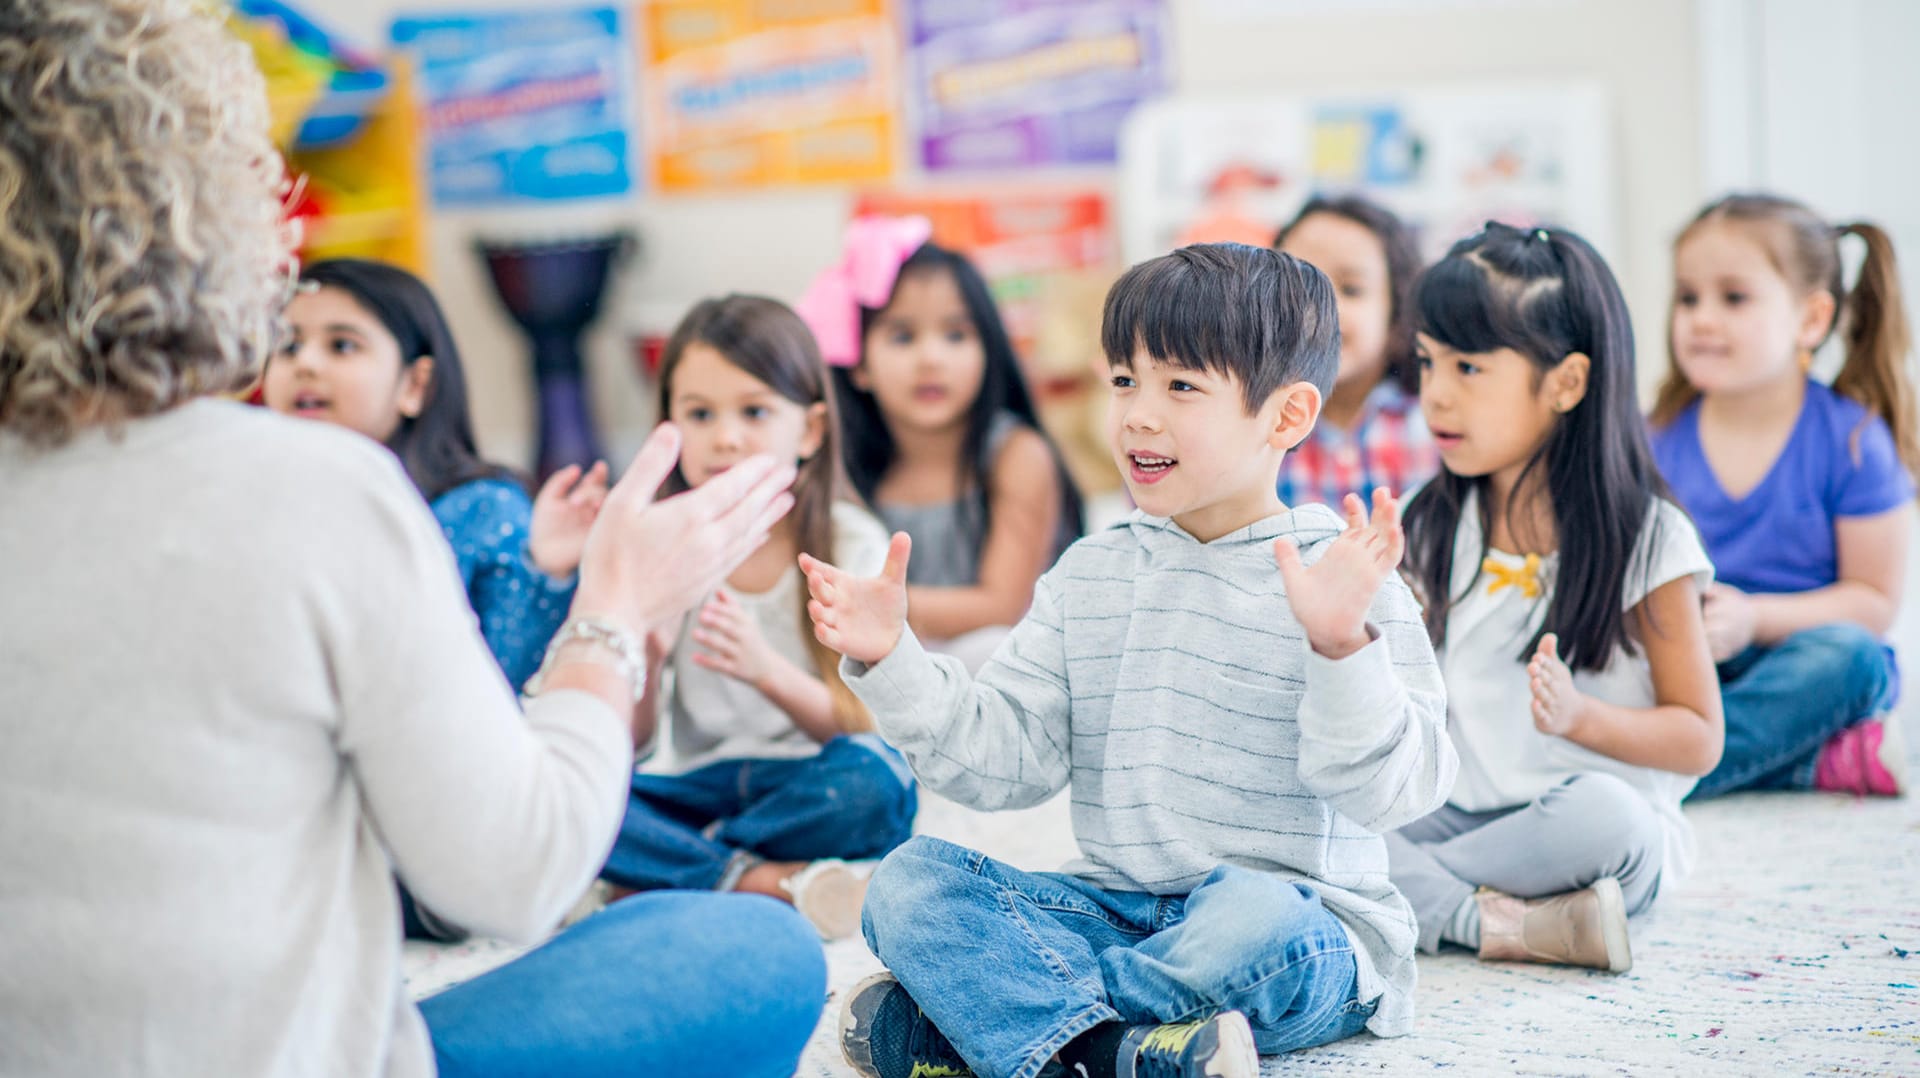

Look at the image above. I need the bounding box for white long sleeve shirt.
[0,400,633,1077]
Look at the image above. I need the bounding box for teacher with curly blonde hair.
[0,3,826,1076]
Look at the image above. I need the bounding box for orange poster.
[644,0,897,189]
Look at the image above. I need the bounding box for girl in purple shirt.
[1651,193,1917,798]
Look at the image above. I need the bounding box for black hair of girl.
[830,242,1085,546]
[655,294,869,732]
[297,259,509,502]
[1275,195,1425,394]
[1401,222,1669,674]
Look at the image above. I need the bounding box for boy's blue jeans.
[862,835,1377,1078]
[421,891,826,1078]
[1688,624,1898,799]
[603,734,916,891]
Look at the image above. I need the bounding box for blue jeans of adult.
[420,891,826,1078]
[1688,623,1899,800]
[861,835,1377,1078]
[603,733,916,891]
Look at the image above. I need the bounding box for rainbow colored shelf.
[234,0,429,276]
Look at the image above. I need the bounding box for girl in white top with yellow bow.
[1383,223,1723,974]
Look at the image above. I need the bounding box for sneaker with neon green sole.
[1115,1011,1258,1078]
[840,972,973,1078]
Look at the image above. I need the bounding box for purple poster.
[910,0,1169,171]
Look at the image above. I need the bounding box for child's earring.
[1797,348,1815,373]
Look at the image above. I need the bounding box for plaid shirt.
[1277,381,1439,508]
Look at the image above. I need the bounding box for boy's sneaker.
[840,972,972,1078]
[1475,876,1631,972]
[1814,717,1908,797]
[1115,1011,1258,1078]
[779,859,868,940]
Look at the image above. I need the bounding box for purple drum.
[475,232,635,479]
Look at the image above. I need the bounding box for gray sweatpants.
[1384,772,1666,953]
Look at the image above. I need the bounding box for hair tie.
[796,215,934,368]
[1533,228,1550,243]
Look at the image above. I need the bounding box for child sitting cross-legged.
[801,244,1458,1078]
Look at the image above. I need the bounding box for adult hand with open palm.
[571,424,796,640]
[1274,488,1405,661]
[799,533,913,666]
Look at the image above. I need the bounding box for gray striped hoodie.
[844,505,1455,1038]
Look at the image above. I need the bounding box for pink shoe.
[1814,717,1908,797]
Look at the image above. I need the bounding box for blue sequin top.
[429,477,575,690]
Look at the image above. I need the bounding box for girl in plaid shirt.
[1275,196,1439,507]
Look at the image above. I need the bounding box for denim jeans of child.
[1689,623,1898,799]
[861,835,1377,1078]
[603,733,917,891]
[420,891,826,1078]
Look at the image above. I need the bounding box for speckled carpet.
[406,774,1920,1077]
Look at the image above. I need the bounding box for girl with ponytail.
[1652,194,1916,799]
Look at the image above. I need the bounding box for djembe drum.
[475,232,635,479]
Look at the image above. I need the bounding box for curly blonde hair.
[0,0,294,446]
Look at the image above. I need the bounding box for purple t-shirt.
[1651,379,1915,595]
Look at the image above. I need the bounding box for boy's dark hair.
[1100,243,1340,412]
[1275,194,1426,394]
[299,258,511,502]
[1402,222,1668,674]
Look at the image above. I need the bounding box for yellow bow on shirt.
[1483,553,1543,599]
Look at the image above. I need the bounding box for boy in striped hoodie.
[801,243,1456,1078]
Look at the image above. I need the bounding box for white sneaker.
[779,859,868,940]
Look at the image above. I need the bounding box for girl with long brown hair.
[600,294,915,939]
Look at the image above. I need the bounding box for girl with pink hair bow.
[798,216,1083,668]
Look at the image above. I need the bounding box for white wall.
[315,0,1703,467]
[1702,0,1920,307]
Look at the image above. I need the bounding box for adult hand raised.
[571,424,797,638]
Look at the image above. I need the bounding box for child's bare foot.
[736,858,868,940]
[732,859,807,901]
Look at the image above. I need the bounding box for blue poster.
[391,8,633,204]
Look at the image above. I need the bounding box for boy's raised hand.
[799,532,912,666]
[1275,488,1404,660]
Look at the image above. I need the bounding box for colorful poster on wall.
[644,0,897,190]
[390,8,634,204]
[908,0,1170,172]
[1117,84,1616,267]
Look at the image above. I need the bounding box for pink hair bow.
[797,215,934,368]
